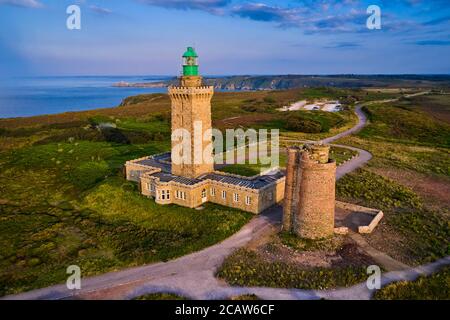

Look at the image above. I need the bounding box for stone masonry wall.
[282,147,300,231]
[295,152,336,239]
[169,77,215,179]
[283,144,337,239]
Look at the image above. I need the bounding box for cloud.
[231,3,369,33]
[415,40,450,46]
[0,0,43,8]
[231,3,303,24]
[136,0,446,35]
[423,15,450,26]
[137,0,231,14]
[324,42,361,49]
[89,5,112,15]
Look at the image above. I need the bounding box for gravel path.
[4,102,448,300]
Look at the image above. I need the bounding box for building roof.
[152,172,203,185]
[201,172,285,190]
[134,152,285,190]
[136,153,171,172]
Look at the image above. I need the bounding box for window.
[210,188,216,196]
[161,190,170,200]
[202,189,207,198]
[246,196,251,205]
[268,192,273,201]
[176,190,186,200]
[222,190,227,199]
[233,193,239,202]
[151,184,155,192]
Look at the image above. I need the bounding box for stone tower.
[283,144,337,239]
[282,146,301,232]
[169,47,214,179]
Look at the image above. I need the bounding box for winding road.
[3,100,448,300]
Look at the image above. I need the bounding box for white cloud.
[0,0,43,8]
[89,5,112,15]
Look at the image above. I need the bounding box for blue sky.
[0,0,449,76]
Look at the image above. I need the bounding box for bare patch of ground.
[335,207,374,232]
[363,222,422,266]
[410,94,450,124]
[249,232,376,270]
[370,167,450,213]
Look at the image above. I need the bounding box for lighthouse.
[169,47,215,179]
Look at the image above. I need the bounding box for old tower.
[169,47,215,179]
[283,144,337,239]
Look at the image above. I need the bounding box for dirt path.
[4,100,447,301]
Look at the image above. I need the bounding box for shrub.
[286,116,322,133]
[263,96,276,104]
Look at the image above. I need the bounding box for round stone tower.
[282,146,300,231]
[295,145,336,239]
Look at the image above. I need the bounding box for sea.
[0,76,172,119]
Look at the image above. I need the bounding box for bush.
[286,116,322,133]
[263,96,276,104]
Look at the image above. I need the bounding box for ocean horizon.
[0,76,172,119]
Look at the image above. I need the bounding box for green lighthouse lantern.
[182,47,199,76]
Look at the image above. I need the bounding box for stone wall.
[295,151,336,239]
[282,147,300,231]
[169,78,215,179]
[135,163,285,214]
[283,144,337,239]
[334,201,384,234]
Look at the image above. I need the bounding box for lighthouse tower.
[169,47,215,179]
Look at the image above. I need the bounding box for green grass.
[374,266,450,300]
[280,232,345,252]
[360,102,450,148]
[329,147,358,165]
[133,292,188,300]
[0,132,251,296]
[230,294,260,300]
[218,146,356,177]
[337,169,422,210]
[219,164,262,177]
[333,95,450,266]
[216,249,369,290]
[337,169,449,263]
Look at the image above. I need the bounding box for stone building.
[283,144,337,239]
[125,47,285,214]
